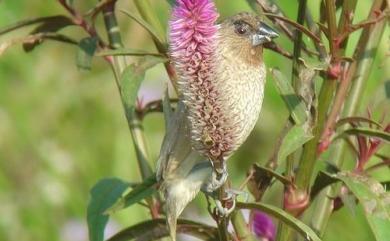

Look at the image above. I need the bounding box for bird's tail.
[161,161,212,241]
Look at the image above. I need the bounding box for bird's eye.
[234,21,250,35]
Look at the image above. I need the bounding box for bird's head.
[218,12,278,63]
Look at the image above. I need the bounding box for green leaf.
[120,55,167,119]
[271,69,308,125]
[23,16,74,52]
[162,88,173,131]
[336,117,383,129]
[77,37,99,70]
[335,172,390,241]
[97,48,163,57]
[106,218,219,241]
[236,202,322,241]
[337,127,390,143]
[105,175,157,214]
[310,170,339,199]
[121,10,165,47]
[278,125,313,163]
[0,15,72,35]
[298,57,330,71]
[87,178,129,241]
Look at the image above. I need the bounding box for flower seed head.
[170,0,225,160]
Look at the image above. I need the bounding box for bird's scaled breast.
[215,52,266,154]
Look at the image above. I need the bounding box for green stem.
[310,0,387,235]
[291,0,307,90]
[324,0,338,58]
[102,1,159,221]
[231,211,257,241]
[304,9,327,60]
[295,0,340,192]
[319,0,358,153]
[295,80,335,189]
[102,2,153,180]
[277,1,307,241]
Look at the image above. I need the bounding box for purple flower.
[252,211,276,241]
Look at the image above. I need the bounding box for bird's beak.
[251,22,279,46]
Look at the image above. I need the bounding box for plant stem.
[101,2,159,220]
[291,0,307,90]
[324,0,338,58]
[231,211,257,241]
[295,0,340,192]
[295,80,335,189]
[102,2,153,180]
[304,9,327,60]
[310,0,387,235]
[319,0,358,150]
[277,1,307,241]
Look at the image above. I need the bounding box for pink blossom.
[253,211,276,241]
[170,0,229,159]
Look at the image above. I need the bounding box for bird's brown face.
[218,12,278,63]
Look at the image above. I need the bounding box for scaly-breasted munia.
[156,0,278,240]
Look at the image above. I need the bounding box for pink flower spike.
[170,0,230,159]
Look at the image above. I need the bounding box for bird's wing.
[156,100,201,181]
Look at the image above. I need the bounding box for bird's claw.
[203,161,228,193]
[215,198,235,217]
[214,188,250,217]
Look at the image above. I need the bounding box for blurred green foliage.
[0,0,388,241]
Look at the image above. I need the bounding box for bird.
[156,0,278,240]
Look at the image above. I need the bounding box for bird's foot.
[215,198,235,217]
[203,162,228,193]
[214,188,250,217]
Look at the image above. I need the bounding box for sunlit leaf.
[120,55,167,119]
[77,37,99,70]
[278,125,313,163]
[237,202,322,241]
[271,69,308,125]
[87,178,129,241]
[106,218,219,241]
[105,175,157,214]
[335,172,390,241]
[121,10,165,47]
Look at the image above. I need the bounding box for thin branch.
[310,0,388,235]
[264,13,323,45]
[255,0,323,56]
